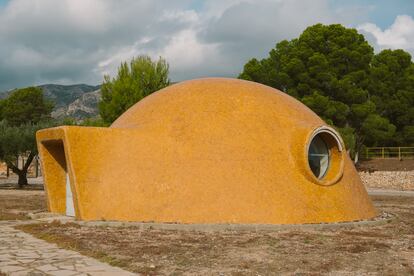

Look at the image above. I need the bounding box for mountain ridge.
[0,83,101,119]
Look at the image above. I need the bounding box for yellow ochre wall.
[36,78,377,224]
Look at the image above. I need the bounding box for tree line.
[239,24,414,158]
[99,24,414,157]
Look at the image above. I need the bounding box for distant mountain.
[0,84,101,119]
[39,84,100,107]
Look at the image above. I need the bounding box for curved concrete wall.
[37,78,377,224]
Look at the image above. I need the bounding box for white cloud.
[160,29,218,70]
[0,0,411,91]
[358,15,414,56]
[0,0,192,89]
[159,9,199,24]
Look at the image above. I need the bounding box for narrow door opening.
[40,140,76,217]
[66,172,75,216]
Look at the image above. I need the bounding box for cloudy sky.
[0,0,413,91]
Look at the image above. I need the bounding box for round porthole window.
[308,134,330,179]
[304,126,345,185]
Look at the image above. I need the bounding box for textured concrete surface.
[0,221,135,276]
[36,78,376,224]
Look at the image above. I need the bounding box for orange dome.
[37,78,377,224]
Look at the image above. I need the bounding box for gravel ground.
[359,171,414,191]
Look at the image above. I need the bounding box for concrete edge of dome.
[309,126,344,152]
[30,212,393,232]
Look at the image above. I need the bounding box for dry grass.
[15,195,414,275]
[0,190,46,220]
[357,159,414,171]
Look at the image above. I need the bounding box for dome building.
[37,78,377,224]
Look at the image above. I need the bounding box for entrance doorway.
[40,139,76,217]
[66,172,75,216]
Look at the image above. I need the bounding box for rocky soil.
[357,159,414,190]
[359,171,414,191]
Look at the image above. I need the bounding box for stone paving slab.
[0,222,136,276]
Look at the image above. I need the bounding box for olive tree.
[0,87,53,187]
[0,121,52,187]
